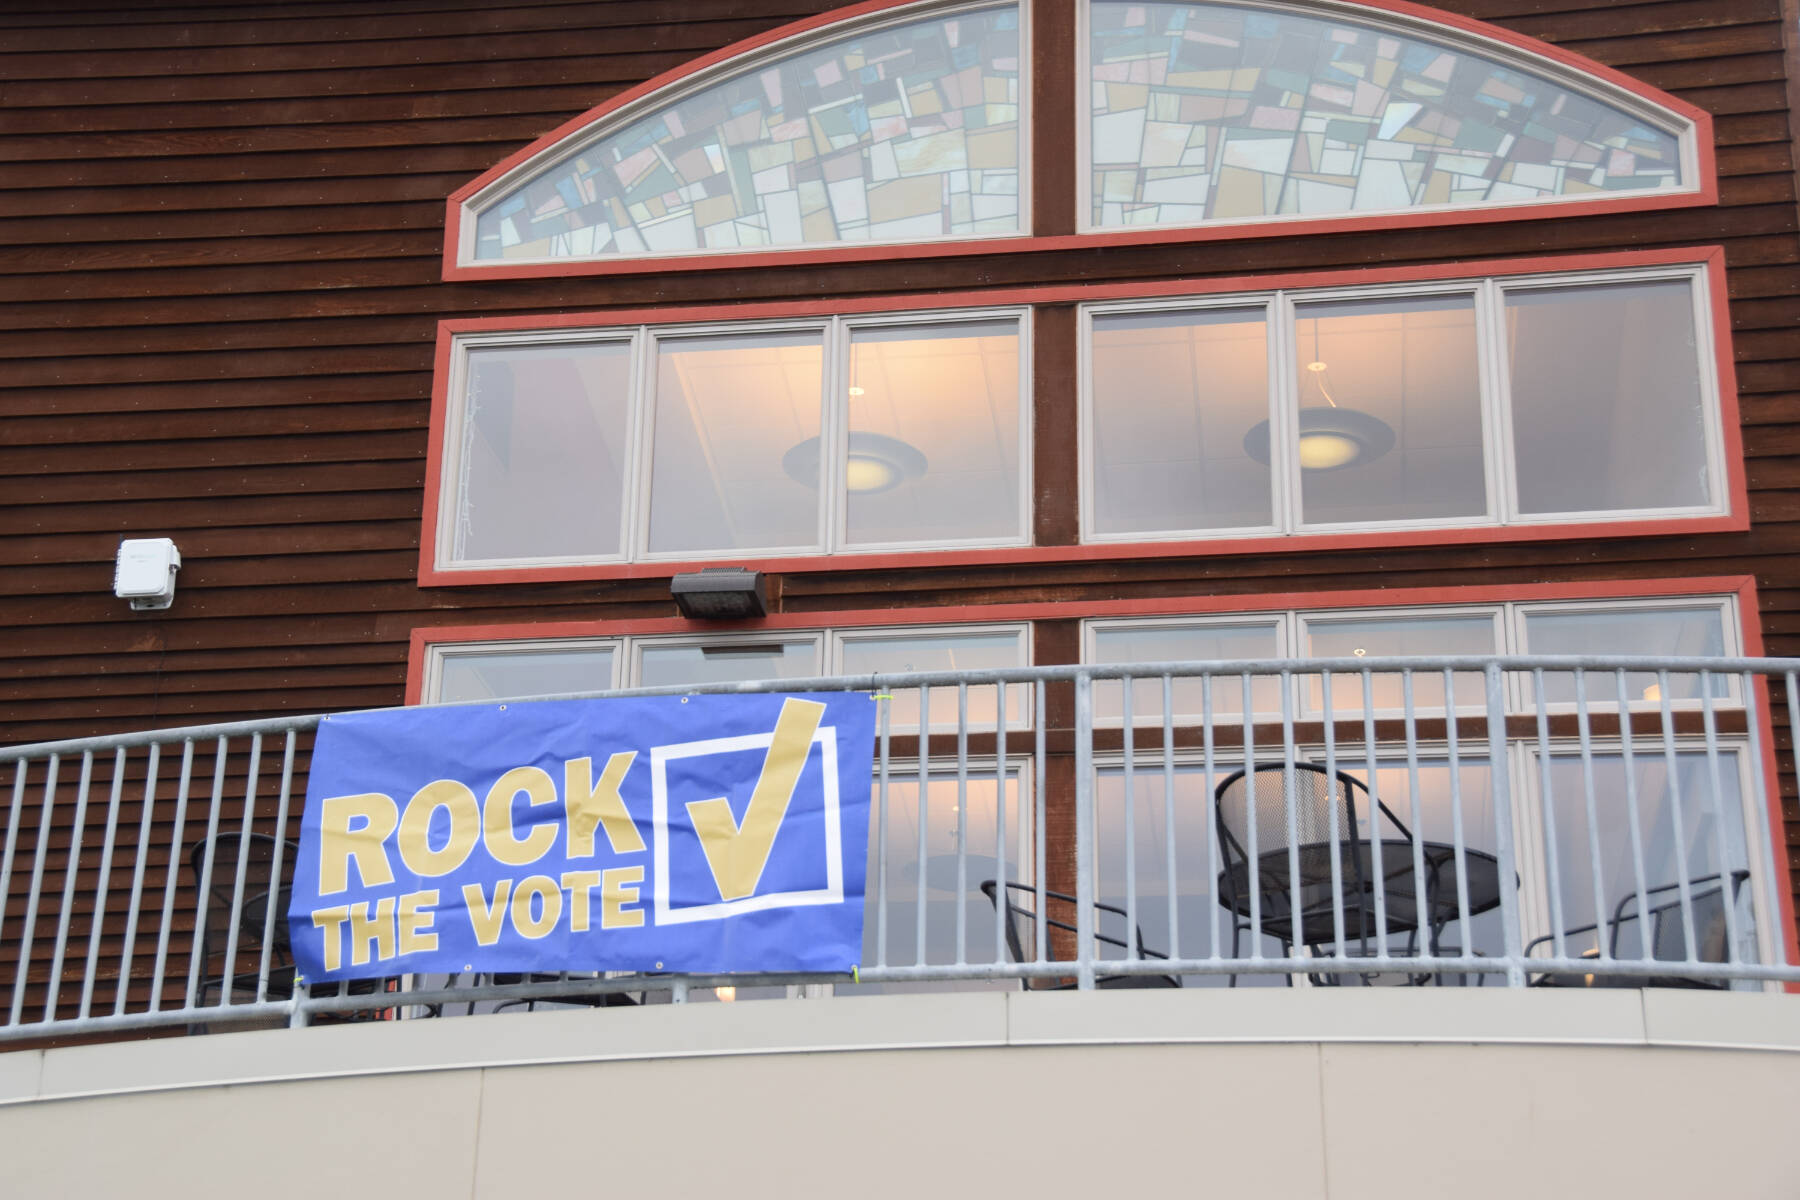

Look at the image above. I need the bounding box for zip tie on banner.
[852,965,860,984]
[870,694,893,701]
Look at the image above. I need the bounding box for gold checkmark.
[686,698,826,902]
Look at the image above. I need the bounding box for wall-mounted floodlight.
[670,568,767,620]
[114,538,181,611]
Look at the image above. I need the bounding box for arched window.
[1085,0,1701,230]
[443,0,1710,277]
[453,1,1025,270]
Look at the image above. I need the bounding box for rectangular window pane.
[1542,752,1752,966]
[1524,605,1730,704]
[1089,621,1283,720]
[848,771,1027,994]
[1089,307,1272,535]
[637,639,820,687]
[1508,280,1711,515]
[649,330,824,554]
[1294,295,1486,526]
[435,646,616,703]
[838,629,1028,731]
[844,320,1022,546]
[455,341,633,563]
[1303,613,1495,713]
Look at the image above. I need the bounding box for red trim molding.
[441,0,1717,281]
[419,247,1747,588]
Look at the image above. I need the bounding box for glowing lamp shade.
[782,432,928,495]
[1243,407,1396,472]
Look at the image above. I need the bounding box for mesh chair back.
[1650,883,1729,964]
[1215,764,1356,861]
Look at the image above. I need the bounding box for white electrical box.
[114,538,181,611]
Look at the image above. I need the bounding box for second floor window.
[436,309,1029,570]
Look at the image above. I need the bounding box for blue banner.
[288,692,875,983]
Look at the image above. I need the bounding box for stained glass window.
[472,4,1023,261]
[1087,1,1686,228]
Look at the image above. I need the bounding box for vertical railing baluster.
[44,751,96,1023]
[1122,674,1137,965]
[1400,672,1428,961]
[1074,670,1095,989]
[1202,672,1219,965]
[0,761,30,1024]
[149,739,195,1012]
[1655,671,1699,966]
[1321,668,1345,960]
[954,683,969,968]
[79,747,130,1019]
[1485,663,1524,986]
[114,742,162,1016]
[1034,680,1047,966]
[185,737,229,1011]
[993,677,1009,971]
[1443,669,1471,964]
[875,685,891,973]
[8,755,57,1025]
[1162,673,1179,966]
[1573,670,1609,964]
[1616,672,1653,962]
[914,685,930,973]
[1361,671,1389,952]
[1241,671,1261,965]
[1533,667,1565,961]
[1696,670,1742,965]
[258,732,298,1004]
[1280,669,1303,976]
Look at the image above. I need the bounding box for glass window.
[1292,295,1485,526]
[837,628,1029,731]
[1086,1,1687,230]
[1302,612,1497,714]
[438,309,1027,570]
[849,768,1029,993]
[435,644,618,704]
[1089,307,1271,536]
[636,639,822,688]
[649,330,825,555]
[471,5,1023,262]
[1089,619,1283,720]
[453,341,633,564]
[843,320,1023,547]
[1081,268,1722,544]
[1507,280,1712,516]
[1541,751,1752,963]
[1523,604,1732,705]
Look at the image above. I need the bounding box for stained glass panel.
[474,4,1022,260]
[1088,2,1685,228]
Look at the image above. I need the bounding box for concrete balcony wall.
[3,990,1797,1198]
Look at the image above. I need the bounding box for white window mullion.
[821,315,847,554]
[1269,292,1300,534]
[620,328,651,561]
[1474,278,1513,524]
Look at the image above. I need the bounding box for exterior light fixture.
[670,568,767,619]
[1244,344,1395,472]
[781,432,928,495]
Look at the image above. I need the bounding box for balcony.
[3,655,1799,1194]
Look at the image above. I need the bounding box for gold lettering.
[564,753,644,856]
[317,792,398,895]
[484,767,559,867]
[463,879,513,947]
[560,870,602,933]
[398,889,439,955]
[397,780,480,877]
[601,866,645,929]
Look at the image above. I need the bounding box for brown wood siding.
[1,0,1798,978]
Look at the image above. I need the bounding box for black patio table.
[1219,839,1506,955]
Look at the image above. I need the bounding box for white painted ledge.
[2,986,1795,1107]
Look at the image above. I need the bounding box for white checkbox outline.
[651,724,843,925]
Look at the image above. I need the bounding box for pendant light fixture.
[1245,320,1396,471]
[783,380,928,495]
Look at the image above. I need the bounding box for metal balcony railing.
[2,655,1797,1044]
